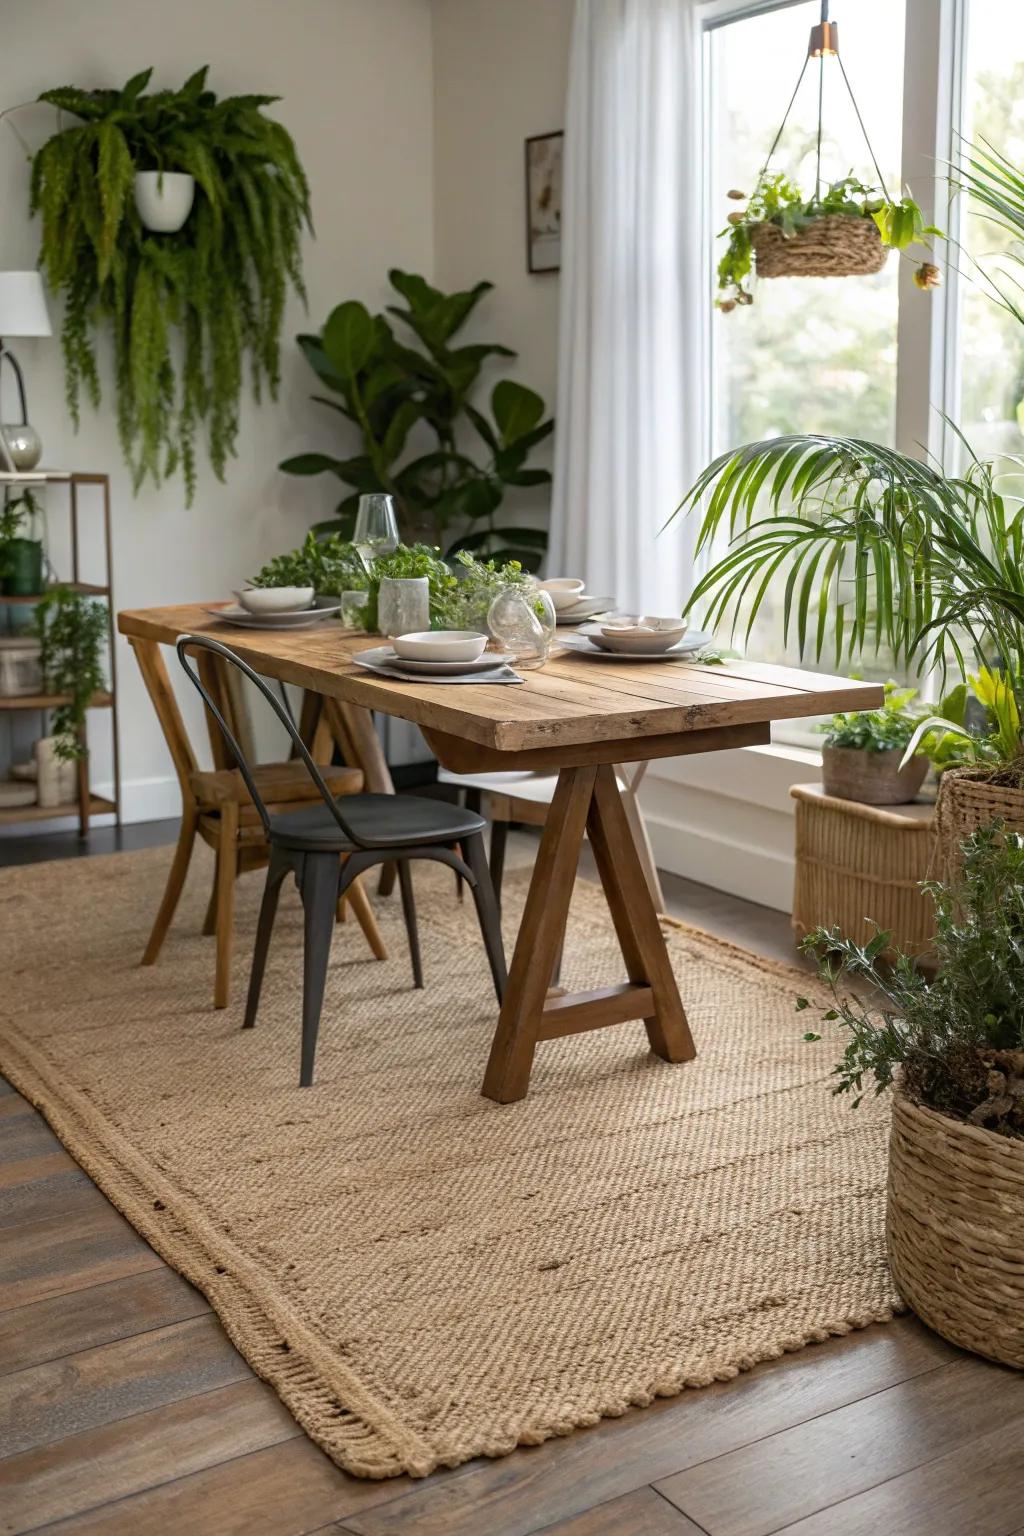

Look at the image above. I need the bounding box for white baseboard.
[638,743,822,913]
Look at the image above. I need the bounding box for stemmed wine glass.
[353,493,399,572]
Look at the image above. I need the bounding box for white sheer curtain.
[550,0,704,617]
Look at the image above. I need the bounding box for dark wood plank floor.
[1,821,1021,1535]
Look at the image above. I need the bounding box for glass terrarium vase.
[486,586,556,669]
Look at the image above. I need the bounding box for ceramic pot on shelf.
[134,171,196,233]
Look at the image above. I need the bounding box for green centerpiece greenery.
[798,821,1024,1137]
[717,174,940,310]
[248,532,368,597]
[31,66,310,502]
[280,270,553,565]
[32,587,108,760]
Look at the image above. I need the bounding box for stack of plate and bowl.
[353,632,520,683]
[536,578,617,626]
[558,616,711,662]
[208,588,343,629]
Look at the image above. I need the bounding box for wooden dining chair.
[129,636,387,1010]
[178,635,507,1086]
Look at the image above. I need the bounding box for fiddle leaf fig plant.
[31,66,311,503]
[280,270,554,567]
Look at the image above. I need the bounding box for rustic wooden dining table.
[118,602,882,1102]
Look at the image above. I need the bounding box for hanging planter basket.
[751,213,888,280]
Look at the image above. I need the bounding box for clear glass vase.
[487,586,556,669]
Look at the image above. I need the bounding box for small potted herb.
[798,821,1024,1367]
[819,682,930,805]
[248,532,368,604]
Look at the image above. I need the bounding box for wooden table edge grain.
[117,602,883,1100]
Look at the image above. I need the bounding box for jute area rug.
[0,843,897,1479]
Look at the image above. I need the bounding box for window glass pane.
[958,2,1024,467]
[704,0,907,732]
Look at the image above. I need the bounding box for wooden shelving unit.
[0,471,120,837]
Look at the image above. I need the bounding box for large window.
[708,0,906,456]
[702,0,909,720]
[956,1,1024,465]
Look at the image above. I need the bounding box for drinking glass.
[353,493,399,572]
[340,589,369,629]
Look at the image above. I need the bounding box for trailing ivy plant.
[717,174,940,309]
[32,587,108,761]
[31,66,311,503]
[280,270,553,567]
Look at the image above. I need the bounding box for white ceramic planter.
[133,171,196,233]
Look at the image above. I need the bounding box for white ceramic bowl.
[237,586,315,614]
[538,578,586,611]
[392,630,488,663]
[593,616,689,654]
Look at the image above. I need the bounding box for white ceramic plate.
[207,603,341,629]
[554,595,616,625]
[355,646,516,676]
[557,629,712,662]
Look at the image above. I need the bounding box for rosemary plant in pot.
[31,66,311,503]
[799,822,1024,1367]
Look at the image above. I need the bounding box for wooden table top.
[118,602,883,753]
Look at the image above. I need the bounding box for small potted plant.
[33,587,108,760]
[248,533,368,606]
[798,821,1024,1368]
[0,489,45,596]
[819,682,931,805]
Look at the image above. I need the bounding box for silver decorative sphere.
[1,424,43,471]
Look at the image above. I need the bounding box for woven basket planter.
[751,215,887,280]
[791,784,935,961]
[933,766,1024,880]
[888,1090,1024,1367]
[821,745,928,806]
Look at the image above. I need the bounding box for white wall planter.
[133,171,195,233]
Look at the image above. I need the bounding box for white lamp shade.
[0,271,52,338]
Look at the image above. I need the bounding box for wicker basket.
[888,1090,1024,1368]
[791,783,935,960]
[932,767,1024,881]
[752,215,888,280]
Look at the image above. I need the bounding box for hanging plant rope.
[717,3,942,309]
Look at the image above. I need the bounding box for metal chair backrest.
[176,633,361,843]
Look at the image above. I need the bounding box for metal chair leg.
[489,818,508,912]
[243,851,291,1030]
[464,833,507,1003]
[298,853,340,1087]
[397,859,423,989]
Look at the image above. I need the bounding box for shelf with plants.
[0,473,119,836]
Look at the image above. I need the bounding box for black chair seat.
[269,793,488,852]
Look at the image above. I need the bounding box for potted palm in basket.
[798,821,1024,1367]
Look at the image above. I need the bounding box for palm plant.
[678,434,1024,690]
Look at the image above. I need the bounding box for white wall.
[431,0,574,529]
[0,0,434,823]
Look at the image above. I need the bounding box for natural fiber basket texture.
[933,767,1024,880]
[888,1091,1024,1368]
[0,845,898,1480]
[752,215,887,279]
[791,786,935,959]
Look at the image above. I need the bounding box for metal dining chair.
[177,635,507,1087]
